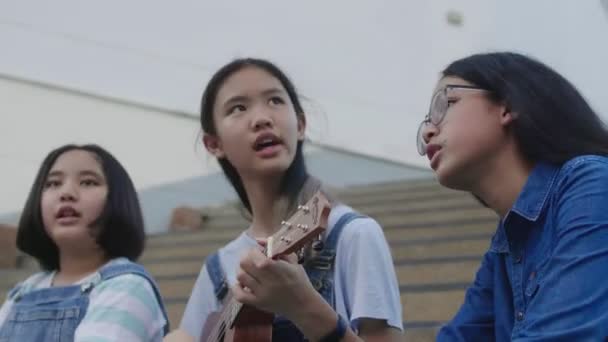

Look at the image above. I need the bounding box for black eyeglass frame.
[416,85,489,156]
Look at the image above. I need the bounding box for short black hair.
[17,144,146,270]
[443,52,608,164]
[200,58,309,214]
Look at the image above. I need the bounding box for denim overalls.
[0,260,170,342]
[206,212,363,341]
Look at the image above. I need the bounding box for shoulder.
[328,205,391,262]
[11,271,52,294]
[547,156,608,234]
[92,258,163,310]
[22,271,52,286]
[200,232,256,286]
[91,272,162,310]
[217,231,257,261]
[99,257,144,274]
[329,205,385,242]
[84,272,166,338]
[558,155,608,181]
[96,258,159,286]
[329,209,402,329]
[196,234,252,281]
[551,155,608,199]
[79,272,166,341]
[94,272,155,293]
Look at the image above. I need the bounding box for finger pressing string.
[277,253,299,264]
[232,283,256,305]
[236,268,261,292]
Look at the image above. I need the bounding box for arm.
[289,296,402,342]
[178,265,218,341]
[232,217,403,341]
[0,273,47,331]
[163,329,195,342]
[0,298,13,329]
[333,217,403,341]
[513,159,608,340]
[74,274,166,342]
[232,250,366,341]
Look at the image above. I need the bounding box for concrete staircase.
[0,178,498,341]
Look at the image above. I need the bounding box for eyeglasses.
[416,85,488,155]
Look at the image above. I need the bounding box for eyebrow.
[222,87,286,108]
[261,88,285,97]
[47,170,104,179]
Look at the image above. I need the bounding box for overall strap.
[98,260,148,281]
[308,212,366,271]
[306,211,366,304]
[97,260,171,335]
[205,251,229,303]
[7,284,22,301]
[7,272,49,302]
[325,212,366,251]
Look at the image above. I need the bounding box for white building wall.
[0,76,217,215]
[1,1,607,217]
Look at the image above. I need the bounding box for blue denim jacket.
[437,155,608,341]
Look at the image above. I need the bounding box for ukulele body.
[200,305,273,342]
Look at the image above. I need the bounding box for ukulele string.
[208,301,234,342]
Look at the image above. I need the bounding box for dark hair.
[17,144,145,270]
[200,58,309,213]
[443,52,608,164]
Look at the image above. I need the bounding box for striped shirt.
[0,258,166,341]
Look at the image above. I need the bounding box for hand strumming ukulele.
[200,191,331,342]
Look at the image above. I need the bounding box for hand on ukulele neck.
[232,246,316,318]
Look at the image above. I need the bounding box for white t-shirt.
[0,258,167,341]
[180,205,403,340]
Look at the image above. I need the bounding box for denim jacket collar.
[490,162,560,253]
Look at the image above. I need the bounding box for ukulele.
[201,191,331,342]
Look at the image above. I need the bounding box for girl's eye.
[228,104,246,115]
[81,179,99,187]
[44,180,61,189]
[446,98,458,107]
[269,96,285,105]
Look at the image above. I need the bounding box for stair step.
[1,178,494,342]
[391,239,490,260]
[403,290,465,322]
[397,261,479,285]
[161,290,460,333]
[177,211,496,234]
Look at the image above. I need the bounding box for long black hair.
[443,52,608,164]
[200,58,310,214]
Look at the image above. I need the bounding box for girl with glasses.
[419,52,608,341]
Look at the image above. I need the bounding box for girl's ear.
[499,108,516,127]
[495,99,516,127]
[297,114,307,141]
[203,134,225,158]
